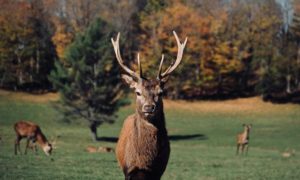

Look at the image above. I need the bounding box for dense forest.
[0,0,300,102]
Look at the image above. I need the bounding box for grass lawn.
[0,90,300,180]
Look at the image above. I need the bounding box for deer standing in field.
[14,121,52,156]
[111,31,187,180]
[236,124,252,155]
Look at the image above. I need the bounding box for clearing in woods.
[0,90,299,179]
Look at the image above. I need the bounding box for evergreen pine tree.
[50,18,126,141]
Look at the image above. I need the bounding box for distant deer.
[111,31,187,180]
[236,124,252,155]
[86,146,114,153]
[14,121,52,156]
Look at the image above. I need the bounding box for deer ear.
[242,124,246,127]
[121,74,137,89]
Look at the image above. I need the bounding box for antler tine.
[157,54,165,79]
[160,31,187,78]
[137,53,143,78]
[111,33,139,79]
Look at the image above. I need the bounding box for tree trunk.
[30,58,34,82]
[286,56,291,94]
[0,71,6,87]
[89,121,98,141]
[17,55,23,85]
[87,108,99,141]
[217,72,222,95]
[36,48,40,74]
[286,74,291,94]
[296,46,300,89]
[93,64,97,88]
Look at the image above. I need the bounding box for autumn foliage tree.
[0,0,56,90]
[51,18,74,60]
[139,1,244,98]
[0,0,300,102]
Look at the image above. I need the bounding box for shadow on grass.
[96,137,118,143]
[169,134,207,141]
[96,134,207,143]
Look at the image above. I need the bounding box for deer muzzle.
[143,104,156,113]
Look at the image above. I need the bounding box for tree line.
[1,0,300,102]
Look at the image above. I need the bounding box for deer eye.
[136,92,141,96]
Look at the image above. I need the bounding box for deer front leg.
[15,136,22,155]
[31,137,38,154]
[24,138,30,155]
[245,144,249,155]
[241,144,246,155]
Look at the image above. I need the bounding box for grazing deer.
[14,121,52,156]
[236,124,252,155]
[111,31,187,180]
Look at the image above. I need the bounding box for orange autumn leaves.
[139,2,242,90]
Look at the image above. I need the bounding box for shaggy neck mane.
[130,103,168,170]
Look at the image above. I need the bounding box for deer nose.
[143,104,156,113]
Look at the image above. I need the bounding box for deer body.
[117,112,170,179]
[14,121,52,155]
[112,31,187,180]
[236,124,252,155]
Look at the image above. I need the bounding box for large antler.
[157,31,187,80]
[111,33,142,79]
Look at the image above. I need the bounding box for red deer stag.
[111,31,187,180]
[236,124,252,155]
[14,121,52,156]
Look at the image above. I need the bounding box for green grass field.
[0,91,300,180]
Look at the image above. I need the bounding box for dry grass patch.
[0,90,59,103]
[0,89,298,115]
[163,97,298,114]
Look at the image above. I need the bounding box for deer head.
[243,124,252,132]
[43,142,52,156]
[44,135,59,156]
[111,31,187,121]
